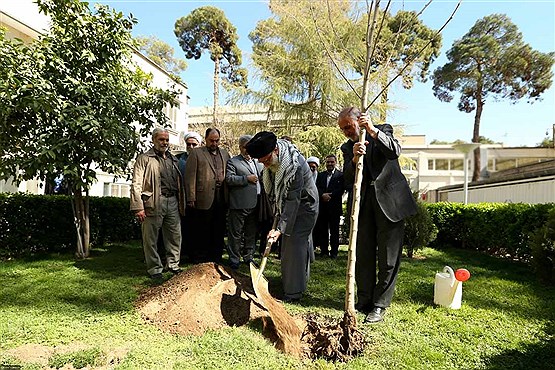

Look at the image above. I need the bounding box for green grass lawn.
[1,242,554,369]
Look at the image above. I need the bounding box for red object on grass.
[455,268,471,282]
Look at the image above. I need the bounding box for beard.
[268,153,280,173]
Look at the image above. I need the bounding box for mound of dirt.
[135,263,367,361]
[136,263,269,336]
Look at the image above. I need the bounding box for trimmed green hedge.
[0,193,140,258]
[426,202,555,261]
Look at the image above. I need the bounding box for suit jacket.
[185,146,231,210]
[341,124,417,222]
[316,169,344,215]
[226,155,263,210]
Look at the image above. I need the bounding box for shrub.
[529,208,555,285]
[426,202,555,261]
[0,193,140,258]
[404,200,438,258]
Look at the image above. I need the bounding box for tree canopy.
[0,0,179,257]
[237,0,441,133]
[174,6,247,122]
[432,13,554,180]
[135,35,187,77]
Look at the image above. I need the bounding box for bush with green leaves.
[404,200,438,258]
[0,193,140,258]
[529,208,555,285]
[426,202,555,261]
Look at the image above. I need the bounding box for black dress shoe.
[282,296,301,303]
[149,273,163,280]
[355,302,373,314]
[364,307,386,323]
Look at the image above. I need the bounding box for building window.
[435,159,449,170]
[450,159,464,170]
[104,182,130,198]
[495,158,517,171]
[163,103,178,130]
[428,159,434,170]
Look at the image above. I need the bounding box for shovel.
[249,222,302,356]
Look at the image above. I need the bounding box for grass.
[1,242,554,369]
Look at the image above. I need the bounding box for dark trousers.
[314,205,341,256]
[356,185,405,309]
[189,189,227,263]
[227,207,258,264]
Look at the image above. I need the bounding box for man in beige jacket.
[130,128,184,280]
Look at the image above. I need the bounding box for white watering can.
[434,266,470,309]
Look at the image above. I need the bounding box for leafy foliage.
[432,13,554,180]
[135,35,187,77]
[293,126,347,164]
[433,14,554,111]
[240,1,441,131]
[529,208,555,285]
[0,0,178,257]
[0,193,140,258]
[426,202,554,262]
[174,5,247,117]
[403,199,438,258]
[0,0,178,189]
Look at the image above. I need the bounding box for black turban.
[246,131,277,159]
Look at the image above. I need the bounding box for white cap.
[184,131,203,144]
[306,156,320,166]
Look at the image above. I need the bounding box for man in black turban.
[246,131,319,302]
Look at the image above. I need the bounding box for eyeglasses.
[186,142,198,147]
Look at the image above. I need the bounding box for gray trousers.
[142,196,181,275]
[280,208,317,300]
[356,185,404,309]
[227,207,258,265]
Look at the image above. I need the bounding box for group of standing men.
[130,106,417,323]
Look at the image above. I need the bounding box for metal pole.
[463,153,469,204]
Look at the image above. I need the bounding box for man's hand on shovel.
[267,229,281,245]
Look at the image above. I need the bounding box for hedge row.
[1,194,553,267]
[425,202,555,261]
[0,193,140,258]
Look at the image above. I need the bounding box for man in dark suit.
[314,154,345,258]
[225,134,263,269]
[339,106,417,324]
[185,128,231,263]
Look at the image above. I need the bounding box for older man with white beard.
[246,131,318,302]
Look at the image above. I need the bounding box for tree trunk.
[344,0,381,322]
[472,92,484,182]
[379,85,388,123]
[213,58,219,125]
[72,187,90,259]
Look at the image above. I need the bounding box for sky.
[3,0,555,147]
